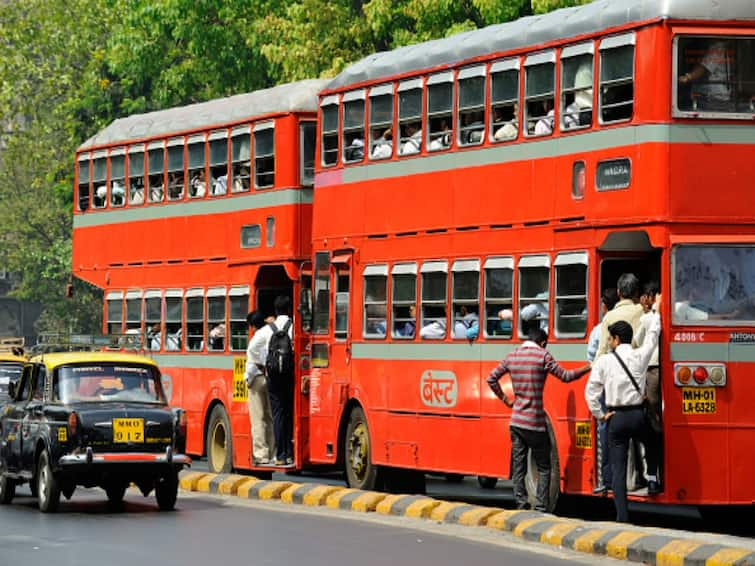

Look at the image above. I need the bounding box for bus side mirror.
[299,288,313,332]
[8,381,16,400]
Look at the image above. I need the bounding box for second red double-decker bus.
[306,0,755,509]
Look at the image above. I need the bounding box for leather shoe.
[647,480,662,495]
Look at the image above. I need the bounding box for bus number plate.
[682,388,716,414]
[113,418,144,442]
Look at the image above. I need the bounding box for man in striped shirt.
[487,327,591,512]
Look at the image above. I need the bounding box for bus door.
[597,230,662,491]
[330,251,353,389]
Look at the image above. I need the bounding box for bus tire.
[477,476,498,490]
[524,421,560,513]
[344,406,382,490]
[206,405,233,473]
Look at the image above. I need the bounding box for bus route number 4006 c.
[682,388,716,414]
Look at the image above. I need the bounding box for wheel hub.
[348,422,368,481]
[210,421,227,470]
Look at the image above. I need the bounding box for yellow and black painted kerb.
[179,471,755,566]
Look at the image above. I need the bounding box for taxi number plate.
[113,418,144,443]
[682,388,716,414]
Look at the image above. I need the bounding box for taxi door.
[4,364,32,472]
[21,364,46,471]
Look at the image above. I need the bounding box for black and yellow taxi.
[0,341,26,406]
[0,350,189,512]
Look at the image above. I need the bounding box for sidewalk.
[179,470,755,566]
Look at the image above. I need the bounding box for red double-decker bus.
[73,79,327,473]
[306,0,755,509]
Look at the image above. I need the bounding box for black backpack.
[265,320,294,382]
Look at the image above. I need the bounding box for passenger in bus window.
[232,164,250,192]
[563,61,593,130]
[399,122,422,155]
[493,104,518,141]
[345,136,365,161]
[488,326,591,512]
[453,305,479,339]
[189,170,207,198]
[94,185,107,208]
[520,302,548,333]
[371,128,393,159]
[147,323,161,351]
[428,118,451,151]
[212,171,228,196]
[419,318,446,339]
[595,273,643,359]
[209,323,226,350]
[165,328,181,351]
[395,304,416,337]
[533,101,555,136]
[167,172,183,199]
[679,40,733,111]
[129,179,144,205]
[149,179,164,202]
[111,180,126,206]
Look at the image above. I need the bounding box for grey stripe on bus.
[331,124,754,186]
[152,354,240,369]
[351,342,589,362]
[670,342,755,363]
[73,188,313,229]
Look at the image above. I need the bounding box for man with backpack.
[261,296,295,465]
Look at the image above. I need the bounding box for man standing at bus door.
[246,310,275,466]
[585,307,662,523]
[595,273,644,360]
[487,327,591,512]
[264,296,295,466]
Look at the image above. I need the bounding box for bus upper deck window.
[91,154,107,208]
[321,99,339,167]
[128,148,145,205]
[368,85,394,161]
[560,43,594,131]
[599,34,635,123]
[524,52,556,137]
[187,136,205,198]
[300,122,316,185]
[77,157,90,212]
[427,72,454,152]
[231,128,251,193]
[209,131,228,196]
[342,91,366,164]
[166,138,184,201]
[675,36,755,116]
[109,150,126,207]
[147,144,165,203]
[458,67,486,147]
[490,59,520,142]
[398,79,423,157]
[254,125,275,189]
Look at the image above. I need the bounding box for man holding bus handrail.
[585,296,662,523]
[487,326,591,512]
[245,310,276,466]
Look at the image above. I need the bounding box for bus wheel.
[524,423,560,513]
[206,405,233,473]
[344,407,381,490]
[478,476,498,490]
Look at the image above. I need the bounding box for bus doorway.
[596,233,662,495]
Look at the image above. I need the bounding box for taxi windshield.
[0,362,23,403]
[673,245,755,325]
[55,364,165,404]
[675,36,755,116]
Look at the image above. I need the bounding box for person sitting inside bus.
[420,318,446,339]
[212,172,228,196]
[190,171,207,198]
[209,323,225,350]
[533,101,555,136]
[394,304,416,337]
[167,172,183,199]
[149,180,164,202]
[129,181,145,205]
[678,40,733,111]
[111,180,126,206]
[345,137,365,161]
[233,164,250,192]
[399,123,422,156]
[429,119,451,151]
[371,128,393,159]
[147,323,161,351]
[453,306,479,339]
[94,185,107,208]
[521,302,548,332]
[563,88,593,129]
[461,111,484,144]
[493,104,518,141]
[165,328,181,351]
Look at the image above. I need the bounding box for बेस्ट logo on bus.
[420,370,458,408]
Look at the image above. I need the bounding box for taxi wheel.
[344,406,381,491]
[0,473,15,504]
[206,405,233,473]
[478,476,498,490]
[156,470,178,511]
[37,452,61,513]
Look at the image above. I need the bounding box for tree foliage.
[0,0,589,335]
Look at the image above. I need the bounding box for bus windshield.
[0,362,23,403]
[676,36,755,116]
[55,364,165,404]
[673,245,755,324]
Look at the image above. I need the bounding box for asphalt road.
[0,484,609,566]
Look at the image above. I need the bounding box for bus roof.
[78,78,329,151]
[326,0,755,91]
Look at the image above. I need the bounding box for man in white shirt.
[399,123,422,156]
[245,310,275,465]
[419,318,446,339]
[585,305,662,523]
[252,296,295,465]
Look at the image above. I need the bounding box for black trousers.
[510,425,551,512]
[268,379,293,461]
[608,407,658,522]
